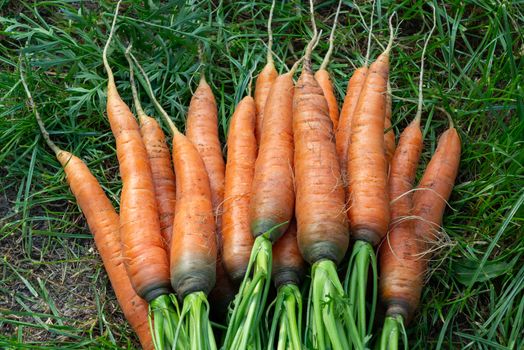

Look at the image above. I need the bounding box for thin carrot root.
[223,235,273,350]
[307,260,362,350]
[344,241,378,343]
[379,315,408,350]
[268,284,302,350]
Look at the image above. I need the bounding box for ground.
[0,0,523,349]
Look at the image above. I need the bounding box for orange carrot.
[224,54,303,350]
[272,220,304,288]
[344,14,395,344]
[126,47,176,248]
[254,0,278,144]
[103,5,178,349]
[222,96,257,284]
[20,67,153,350]
[314,0,342,130]
[186,75,225,232]
[335,2,375,184]
[293,9,355,345]
[130,53,216,349]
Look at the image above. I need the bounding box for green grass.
[0,0,522,349]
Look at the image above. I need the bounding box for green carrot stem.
[223,235,273,350]
[380,315,408,350]
[178,291,216,350]
[307,260,363,350]
[267,284,302,350]
[149,294,185,350]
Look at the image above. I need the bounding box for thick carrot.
[130,53,215,350]
[314,0,342,130]
[268,220,305,350]
[222,96,257,284]
[126,47,176,248]
[378,12,436,350]
[344,14,395,344]
[254,0,278,144]
[102,4,179,349]
[224,54,302,350]
[293,8,356,346]
[186,75,225,230]
[20,68,153,350]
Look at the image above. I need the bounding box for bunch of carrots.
[20,1,461,349]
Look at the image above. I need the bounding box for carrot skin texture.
[413,128,461,246]
[140,116,176,247]
[294,69,349,264]
[347,54,391,245]
[272,220,305,288]
[222,96,257,283]
[384,91,396,166]
[57,151,153,350]
[379,119,423,321]
[254,62,278,144]
[336,67,368,182]
[170,130,217,298]
[250,73,295,241]
[106,82,171,303]
[315,69,339,130]
[186,77,225,234]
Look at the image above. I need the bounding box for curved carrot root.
[126,47,176,248]
[20,66,153,350]
[222,96,257,284]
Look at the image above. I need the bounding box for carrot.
[254,0,278,144]
[293,4,356,348]
[20,68,153,350]
[129,53,216,350]
[125,46,176,248]
[344,14,395,343]
[335,2,375,184]
[267,220,305,350]
[222,96,257,284]
[314,0,342,130]
[102,4,179,349]
[378,10,437,350]
[223,46,303,350]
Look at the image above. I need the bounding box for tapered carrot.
[344,14,395,344]
[254,0,278,144]
[222,96,257,284]
[223,48,303,350]
[378,12,435,349]
[314,0,342,130]
[102,3,178,349]
[129,53,216,350]
[125,47,176,248]
[335,1,375,184]
[267,220,305,350]
[294,4,356,348]
[21,69,154,350]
